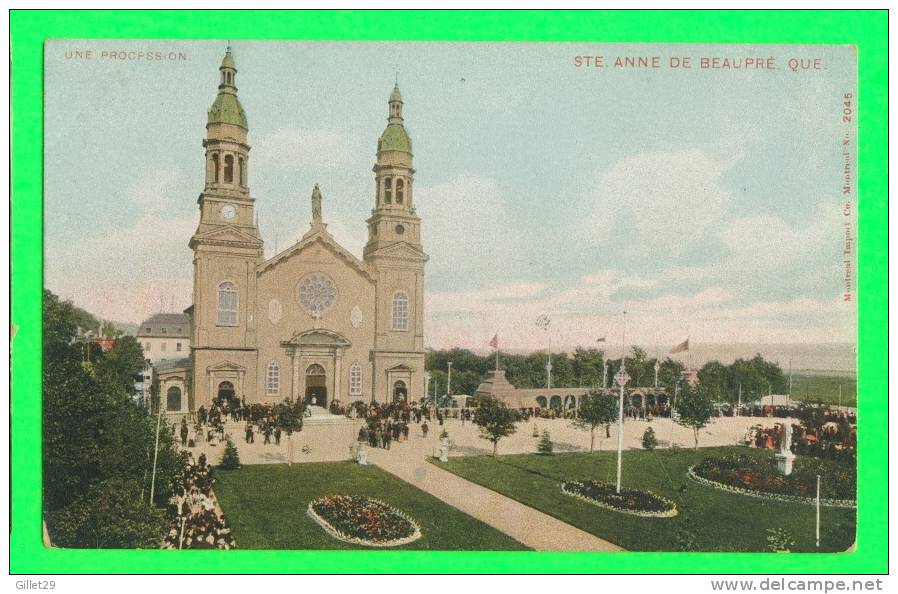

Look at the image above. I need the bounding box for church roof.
[377,123,412,154]
[208,92,248,129]
[257,227,376,283]
[137,313,191,338]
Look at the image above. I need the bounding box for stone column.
[292,349,300,400]
[334,349,343,402]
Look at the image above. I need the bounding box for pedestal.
[439,439,449,463]
[775,451,796,476]
[357,444,368,465]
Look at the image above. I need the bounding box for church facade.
[187,48,428,411]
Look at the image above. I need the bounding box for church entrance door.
[393,380,408,403]
[305,364,327,408]
[216,381,235,405]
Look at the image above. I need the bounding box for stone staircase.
[303,405,360,426]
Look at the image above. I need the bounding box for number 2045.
[842,93,853,123]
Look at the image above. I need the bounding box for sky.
[44,41,857,351]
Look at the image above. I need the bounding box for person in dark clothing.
[180,418,189,446]
[263,425,272,445]
[274,427,282,445]
[421,422,429,438]
[245,424,254,444]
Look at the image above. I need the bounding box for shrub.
[537,430,554,455]
[46,478,167,548]
[642,427,658,450]
[219,437,241,469]
[766,528,796,552]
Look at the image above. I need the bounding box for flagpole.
[495,346,499,372]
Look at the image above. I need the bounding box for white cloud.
[579,150,734,256]
[416,174,523,280]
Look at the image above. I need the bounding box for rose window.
[298,274,337,316]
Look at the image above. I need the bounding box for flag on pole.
[596,337,606,344]
[489,334,499,349]
[669,338,689,354]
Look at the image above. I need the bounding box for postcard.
[38,38,859,557]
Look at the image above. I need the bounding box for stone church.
[185,47,428,412]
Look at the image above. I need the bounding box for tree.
[94,335,145,396]
[675,383,715,449]
[42,290,181,546]
[571,391,618,451]
[46,477,168,549]
[698,360,729,402]
[473,397,517,456]
[572,347,604,388]
[219,437,241,469]
[537,430,554,455]
[628,346,649,387]
[642,427,658,450]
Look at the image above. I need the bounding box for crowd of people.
[162,452,236,550]
[742,409,857,462]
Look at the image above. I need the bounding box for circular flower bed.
[561,480,678,518]
[689,454,856,509]
[307,495,422,547]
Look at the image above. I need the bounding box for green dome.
[377,123,412,154]
[207,92,247,129]
[389,85,402,102]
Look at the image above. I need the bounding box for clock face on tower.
[220,204,237,221]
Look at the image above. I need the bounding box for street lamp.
[447,362,452,404]
[424,372,431,405]
[614,365,630,493]
[536,315,551,389]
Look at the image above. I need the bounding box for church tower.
[364,84,428,402]
[189,47,262,408]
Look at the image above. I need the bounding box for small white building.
[136,313,191,363]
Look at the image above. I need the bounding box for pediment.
[386,363,414,372]
[283,328,351,348]
[258,231,375,283]
[192,225,263,246]
[366,242,429,263]
[207,360,246,372]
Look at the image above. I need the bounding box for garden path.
[366,445,624,552]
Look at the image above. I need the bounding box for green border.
[10,9,888,574]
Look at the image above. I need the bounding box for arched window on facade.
[536,396,547,408]
[212,153,220,183]
[395,179,404,204]
[349,362,362,397]
[166,386,182,412]
[384,177,392,203]
[238,156,246,186]
[217,281,238,326]
[391,291,409,331]
[266,361,280,396]
[223,154,234,183]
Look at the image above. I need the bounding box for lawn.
[790,374,857,407]
[213,461,529,550]
[435,447,856,552]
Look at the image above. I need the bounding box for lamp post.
[424,372,431,406]
[614,365,630,493]
[536,315,551,389]
[603,359,608,389]
[446,362,452,404]
[654,359,660,389]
